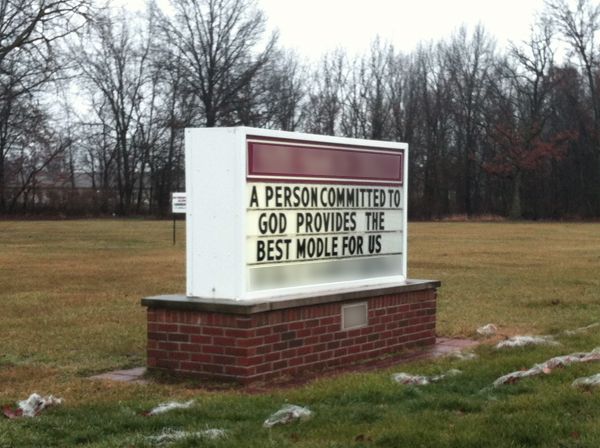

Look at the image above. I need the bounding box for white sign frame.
[185,127,408,301]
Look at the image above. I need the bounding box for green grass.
[0,220,599,447]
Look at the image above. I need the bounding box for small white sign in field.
[171,192,187,214]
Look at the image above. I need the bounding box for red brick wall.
[147,289,436,383]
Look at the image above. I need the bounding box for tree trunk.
[0,154,5,212]
[509,170,523,220]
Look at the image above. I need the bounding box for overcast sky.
[257,0,548,59]
[117,0,549,59]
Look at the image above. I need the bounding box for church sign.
[185,128,407,300]
[143,127,439,384]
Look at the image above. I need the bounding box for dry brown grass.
[0,220,185,403]
[439,214,507,222]
[409,222,600,337]
[0,219,599,406]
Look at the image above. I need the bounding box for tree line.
[0,0,599,219]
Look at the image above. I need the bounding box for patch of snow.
[493,347,600,387]
[450,351,478,361]
[146,428,226,445]
[495,335,558,349]
[263,404,312,428]
[476,324,498,337]
[392,369,462,386]
[564,323,600,336]
[17,394,63,418]
[572,373,600,388]
[146,400,194,416]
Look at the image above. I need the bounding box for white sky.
[116,0,549,59]
[258,0,547,60]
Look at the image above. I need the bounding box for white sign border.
[185,127,408,301]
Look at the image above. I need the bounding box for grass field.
[0,220,599,447]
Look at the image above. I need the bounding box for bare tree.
[0,0,90,212]
[445,25,496,216]
[546,0,600,213]
[71,9,153,214]
[387,52,419,144]
[341,40,393,140]
[547,0,600,127]
[8,119,72,212]
[303,50,347,135]
[149,44,193,215]
[413,43,453,218]
[0,0,89,64]
[257,49,306,131]
[485,20,572,218]
[213,47,307,130]
[341,57,369,139]
[161,0,277,127]
[77,103,118,213]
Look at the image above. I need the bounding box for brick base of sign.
[141,280,440,384]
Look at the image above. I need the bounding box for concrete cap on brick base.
[141,279,441,314]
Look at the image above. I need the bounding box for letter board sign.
[185,127,407,300]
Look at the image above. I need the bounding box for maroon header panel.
[247,137,403,186]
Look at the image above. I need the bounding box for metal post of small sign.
[171,192,187,245]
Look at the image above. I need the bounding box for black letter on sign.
[249,185,259,208]
[368,234,382,254]
[257,240,265,262]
